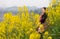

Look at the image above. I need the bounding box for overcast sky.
[0,0,50,8]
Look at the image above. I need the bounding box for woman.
[36,7,48,39]
[37,7,48,33]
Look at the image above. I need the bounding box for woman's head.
[42,7,46,13]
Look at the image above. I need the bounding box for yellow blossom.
[48,36,52,39]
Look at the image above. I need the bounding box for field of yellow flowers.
[0,0,60,39]
[0,6,52,39]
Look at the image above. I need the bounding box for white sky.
[0,0,50,8]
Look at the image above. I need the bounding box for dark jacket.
[40,13,47,24]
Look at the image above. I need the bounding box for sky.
[0,0,50,8]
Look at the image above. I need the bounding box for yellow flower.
[52,0,56,4]
[51,21,54,24]
[44,31,49,35]
[4,12,12,19]
[29,32,40,39]
[48,36,52,39]
[39,24,44,33]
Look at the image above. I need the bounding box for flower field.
[0,0,60,39]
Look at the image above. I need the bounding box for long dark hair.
[43,7,46,11]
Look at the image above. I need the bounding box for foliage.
[46,0,60,39]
